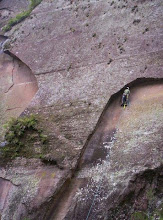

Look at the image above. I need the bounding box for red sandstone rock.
[0,0,162,219]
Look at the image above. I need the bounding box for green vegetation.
[2,0,43,32]
[131,211,148,220]
[131,203,163,220]
[30,0,42,9]
[3,40,11,50]
[146,188,154,201]
[1,115,48,159]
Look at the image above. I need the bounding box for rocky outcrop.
[6,0,163,151]
[45,80,163,220]
[0,0,162,219]
[0,49,38,139]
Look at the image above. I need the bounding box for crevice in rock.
[0,8,13,11]
[36,49,162,75]
[6,106,22,111]
[0,177,20,187]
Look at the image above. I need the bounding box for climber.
[121,87,130,107]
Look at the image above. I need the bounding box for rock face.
[0,50,38,139]
[7,0,163,149]
[54,80,163,220]
[0,0,162,219]
[0,0,29,31]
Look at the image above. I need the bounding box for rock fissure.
[6,106,22,111]
[0,8,13,11]
[35,48,162,75]
[0,177,20,187]
[4,57,15,93]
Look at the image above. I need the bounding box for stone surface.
[0,158,71,220]
[52,81,163,220]
[6,0,163,149]
[0,0,29,32]
[0,51,38,139]
[0,0,162,219]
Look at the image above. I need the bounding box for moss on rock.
[2,0,43,32]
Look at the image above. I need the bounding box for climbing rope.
[85,178,103,220]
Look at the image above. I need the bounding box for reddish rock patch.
[0,51,38,137]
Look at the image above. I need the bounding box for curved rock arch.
[79,77,163,167]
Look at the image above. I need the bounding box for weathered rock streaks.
[48,81,163,220]
[0,0,162,219]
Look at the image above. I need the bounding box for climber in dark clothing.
[121,87,130,106]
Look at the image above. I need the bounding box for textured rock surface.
[0,158,71,220]
[0,51,38,139]
[6,0,163,148]
[0,0,162,219]
[44,81,163,220]
[0,0,29,32]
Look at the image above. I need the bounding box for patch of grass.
[30,0,42,10]
[2,0,43,32]
[39,133,48,144]
[131,211,148,220]
[131,205,163,220]
[1,114,48,160]
[3,11,30,32]
[146,188,154,201]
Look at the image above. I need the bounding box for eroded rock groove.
[45,78,163,220]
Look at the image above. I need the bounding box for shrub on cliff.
[1,114,48,160]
